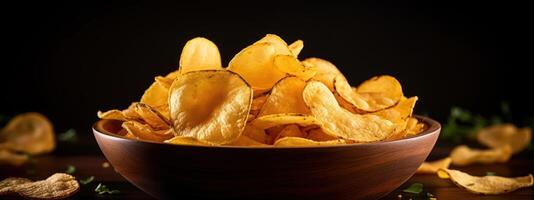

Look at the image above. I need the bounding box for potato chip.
[228,135,269,147]
[371,96,418,134]
[450,145,512,166]
[288,40,303,57]
[252,114,321,130]
[228,42,287,90]
[133,103,170,130]
[253,34,292,55]
[179,37,222,74]
[249,94,268,119]
[164,136,212,146]
[274,137,346,147]
[140,71,179,118]
[97,109,129,121]
[0,149,29,166]
[437,169,533,195]
[334,75,403,113]
[169,70,252,144]
[303,81,396,142]
[477,124,532,154]
[302,57,346,91]
[387,117,424,140]
[122,121,174,142]
[416,157,452,174]
[258,77,310,117]
[306,128,339,141]
[0,173,79,199]
[273,55,316,80]
[274,125,307,142]
[0,112,55,155]
[242,125,268,144]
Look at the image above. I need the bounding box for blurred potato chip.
[252,114,321,130]
[179,37,222,74]
[258,77,310,117]
[273,55,316,80]
[0,173,79,199]
[334,75,403,112]
[122,121,174,142]
[288,40,303,57]
[303,57,346,91]
[303,81,396,142]
[437,169,533,195]
[450,145,512,166]
[0,113,55,155]
[416,157,452,174]
[164,136,212,146]
[477,124,532,154]
[0,150,29,166]
[274,137,346,147]
[169,70,252,144]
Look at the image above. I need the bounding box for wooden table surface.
[1,135,533,200]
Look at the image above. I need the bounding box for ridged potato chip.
[169,70,252,144]
[0,173,79,199]
[252,114,321,130]
[416,157,452,174]
[179,37,222,74]
[303,81,396,142]
[274,137,346,147]
[334,75,403,113]
[477,124,532,154]
[303,57,346,91]
[450,145,512,166]
[0,113,55,155]
[288,40,303,57]
[122,121,174,142]
[437,169,533,195]
[258,77,310,117]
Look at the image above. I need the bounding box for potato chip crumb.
[102,162,110,168]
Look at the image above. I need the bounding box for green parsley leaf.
[65,165,76,174]
[58,129,77,143]
[402,183,423,194]
[95,183,120,195]
[80,176,94,185]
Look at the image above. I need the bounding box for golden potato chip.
[355,75,403,102]
[140,74,175,118]
[242,125,268,144]
[228,42,286,90]
[273,55,316,80]
[253,34,292,55]
[0,150,29,166]
[228,135,269,147]
[169,70,252,144]
[288,40,303,57]
[258,77,310,117]
[249,94,268,119]
[306,128,339,141]
[387,117,424,140]
[302,57,346,91]
[450,145,512,166]
[371,96,418,134]
[133,103,170,130]
[477,124,532,154]
[437,169,533,195]
[164,136,212,146]
[274,125,307,142]
[252,114,321,130]
[0,112,55,155]
[97,109,128,121]
[416,157,452,174]
[179,37,222,74]
[122,121,173,142]
[303,81,396,142]
[274,137,346,147]
[334,75,403,112]
[0,173,79,199]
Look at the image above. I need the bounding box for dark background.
[1,1,531,133]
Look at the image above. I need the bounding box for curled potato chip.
[387,117,424,140]
[303,81,396,142]
[252,114,321,130]
[254,34,292,55]
[274,137,346,147]
[133,103,170,130]
[334,75,403,112]
[0,173,79,199]
[0,150,29,166]
[164,136,212,146]
[258,77,310,117]
[303,57,346,91]
[0,113,55,155]
[179,37,222,74]
[477,124,532,154]
[416,157,452,174]
[169,70,252,144]
[97,109,128,121]
[371,96,418,134]
[122,121,174,142]
[228,42,286,90]
[288,40,303,57]
[140,70,180,118]
[273,55,316,80]
[437,169,533,195]
[450,145,512,166]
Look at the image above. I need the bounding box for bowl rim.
[93,115,440,149]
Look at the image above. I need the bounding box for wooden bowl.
[93,115,440,200]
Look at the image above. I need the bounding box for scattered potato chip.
[416,157,452,174]
[0,173,79,199]
[252,114,321,130]
[169,70,252,144]
[273,55,316,80]
[450,145,512,166]
[334,75,403,113]
[122,121,173,142]
[164,136,212,146]
[303,81,396,142]
[0,112,55,155]
[477,124,532,154]
[288,40,303,57]
[258,77,310,117]
[0,149,29,166]
[437,169,533,195]
[302,57,346,91]
[274,137,346,147]
[179,37,222,74]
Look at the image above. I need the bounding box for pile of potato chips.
[98,34,424,147]
[416,123,533,195]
